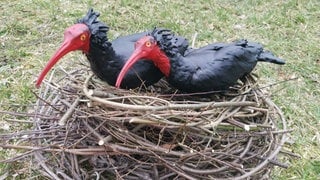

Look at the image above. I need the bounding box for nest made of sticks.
[1,66,290,180]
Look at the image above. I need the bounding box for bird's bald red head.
[115,35,170,88]
[36,23,90,88]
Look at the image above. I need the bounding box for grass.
[0,0,319,179]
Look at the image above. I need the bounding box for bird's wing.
[111,31,150,60]
[182,43,256,88]
[183,42,228,56]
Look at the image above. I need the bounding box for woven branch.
[0,66,291,179]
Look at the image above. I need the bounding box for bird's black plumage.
[77,9,163,88]
[77,10,190,89]
[150,28,285,92]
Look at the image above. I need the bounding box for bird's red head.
[35,23,90,88]
[115,35,170,88]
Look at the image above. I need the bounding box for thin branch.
[58,97,80,126]
[83,74,256,111]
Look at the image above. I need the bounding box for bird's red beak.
[36,24,90,88]
[115,36,157,88]
[115,36,170,88]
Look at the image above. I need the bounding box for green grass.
[1,0,319,179]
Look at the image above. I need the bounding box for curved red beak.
[36,24,89,88]
[115,36,170,88]
[115,43,150,88]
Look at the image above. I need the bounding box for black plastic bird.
[116,28,285,92]
[36,9,189,89]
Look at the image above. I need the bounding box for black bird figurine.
[116,28,285,93]
[36,10,189,89]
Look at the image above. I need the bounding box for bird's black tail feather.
[258,51,286,65]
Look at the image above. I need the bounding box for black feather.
[149,28,285,92]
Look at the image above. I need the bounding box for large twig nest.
[1,65,290,179]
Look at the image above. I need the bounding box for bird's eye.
[145,41,151,47]
[80,34,86,41]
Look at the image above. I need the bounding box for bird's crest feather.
[150,27,189,56]
[78,8,110,43]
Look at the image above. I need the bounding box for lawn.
[0,0,319,179]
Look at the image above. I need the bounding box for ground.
[0,0,319,179]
